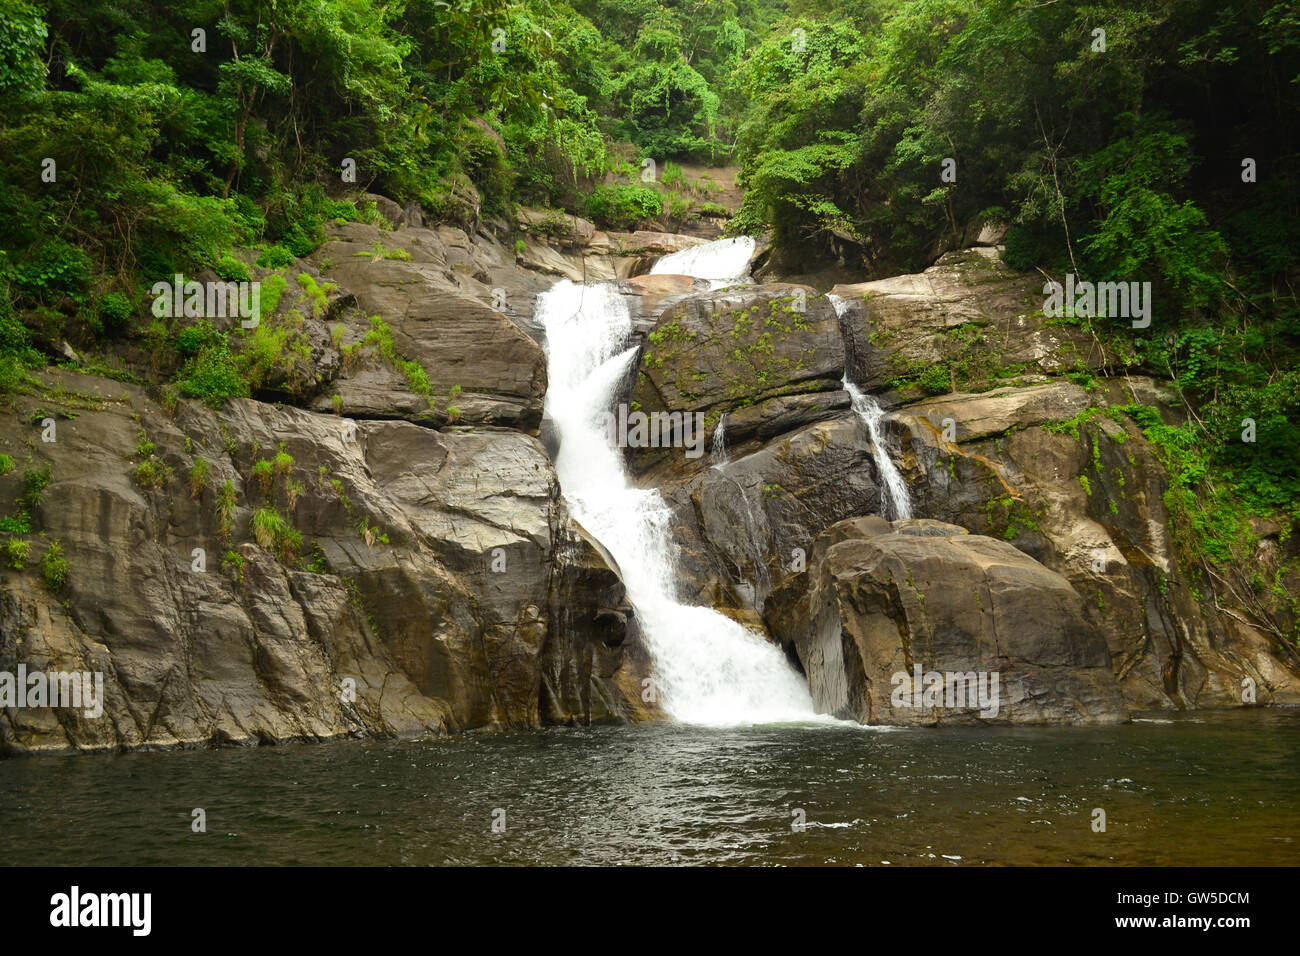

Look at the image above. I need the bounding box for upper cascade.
[650,236,756,286]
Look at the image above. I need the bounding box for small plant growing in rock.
[358,516,389,548]
[136,429,156,460]
[251,458,275,495]
[251,507,283,547]
[0,454,14,475]
[398,360,432,399]
[134,459,172,491]
[251,508,302,563]
[273,444,294,479]
[221,549,245,585]
[20,463,51,513]
[331,393,343,415]
[304,544,329,574]
[41,540,68,591]
[216,479,238,540]
[189,457,210,499]
[5,538,29,570]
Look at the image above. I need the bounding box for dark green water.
[2,710,1297,866]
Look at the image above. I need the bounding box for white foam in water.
[650,236,757,287]
[538,239,817,725]
[828,295,913,520]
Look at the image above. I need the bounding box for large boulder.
[628,285,846,480]
[767,516,1129,725]
[308,222,548,431]
[658,415,881,616]
[889,380,1300,710]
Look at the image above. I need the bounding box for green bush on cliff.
[176,341,249,409]
[586,185,663,229]
[4,537,29,570]
[41,540,67,591]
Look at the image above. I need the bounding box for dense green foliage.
[0,0,1295,600]
[733,0,1299,550]
[0,0,775,379]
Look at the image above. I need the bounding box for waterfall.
[537,238,815,725]
[843,380,913,520]
[650,236,756,287]
[711,413,728,467]
[828,295,913,520]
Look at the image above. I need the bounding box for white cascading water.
[538,240,816,725]
[651,236,756,288]
[843,380,913,521]
[828,295,913,520]
[710,413,728,468]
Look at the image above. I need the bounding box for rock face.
[891,392,1300,709]
[0,370,651,755]
[5,201,1299,756]
[766,517,1129,725]
[658,416,879,617]
[832,247,1115,400]
[650,250,1300,717]
[306,222,548,431]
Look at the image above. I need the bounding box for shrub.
[176,342,249,408]
[586,185,663,230]
[0,513,30,534]
[41,540,67,590]
[255,245,295,270]
[216,479,238,539]
[5,238,91,305]
[5,537,29,570]
[97,291,132,336]
[1001,225,1039,272]
[917,363,951,396]
[189,457,210,499]
[175,320,224,359]
[214,253,251,283]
